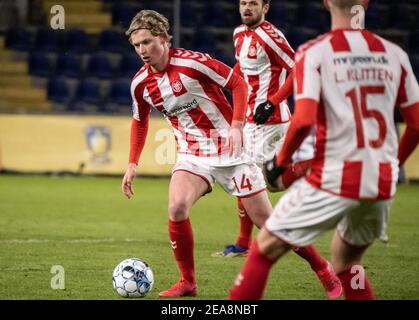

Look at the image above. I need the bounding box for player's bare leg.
[240,190,272,228]
[331,231,375,300]
[159,171,209,298]
[212,198,254,257]
[229,227,290,299]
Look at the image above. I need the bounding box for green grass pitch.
[0,175,418,300]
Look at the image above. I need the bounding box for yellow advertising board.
[0,115,418,179]
[0,114,176,175]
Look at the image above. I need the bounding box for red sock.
[337,267,375,300]
[235,198,253,249]
[293,245,328,272]
[228,241,273,300]
[168,218,195,284]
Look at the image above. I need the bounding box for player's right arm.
[396,51,419,166]
[253,70,294,125]
[122,94,151,199]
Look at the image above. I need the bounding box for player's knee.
[168,200,190,220]
[257,228,291,261]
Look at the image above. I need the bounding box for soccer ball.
[112,258,154,298]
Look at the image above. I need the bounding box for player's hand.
[226,120,244,158]
[263,157,287,192]
[253,100,275,125]
[121,163,137,199]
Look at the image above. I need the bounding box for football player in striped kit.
[229,0,419,300]
[121,9,273,298]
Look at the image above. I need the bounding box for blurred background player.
[214,0,342,299]
[121,10,274,298]
[229,0,419,300]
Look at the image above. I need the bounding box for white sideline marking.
[0,238,140,244]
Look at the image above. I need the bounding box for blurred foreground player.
[229,0,419,300]
[121,10,274,297]
[214,0,342,299]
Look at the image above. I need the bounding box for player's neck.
[331,12,363,31]
[150,48,170,73]
[246,18,265,30]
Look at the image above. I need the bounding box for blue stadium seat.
[108,80,132,105]
[112,3,136,28]
[202,4,232,28]
[86,54,113,79]
[35,28,61,52]
[180,4,199,28]
[285,29,311,51]
[118,53,143,78]
[193,28,217,53]
[73,79,102,106]
[387,4,413,30]
[5,27,32,51]
[411,55,419,79]
[28,53,54,77]
[56,53,83,78]
[295,3,329,32]
[65,29,90,53]
[267,4,293,31]
[365,6,382,30]
[408,31,419,55]
[47,77,71,104]
[97,29,129,53]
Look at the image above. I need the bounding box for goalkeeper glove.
[263,157,287,192]
[253,100,275,125]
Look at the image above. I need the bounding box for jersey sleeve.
[260,26,295,72]
[293,47,321,103]
[396,51,419,108]
[196,56,234,88]
[132,85,151,121]
[129,85,151,164]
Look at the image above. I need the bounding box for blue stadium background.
[0,0,418,116]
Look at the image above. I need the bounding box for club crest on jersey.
[170,79,187,97]
[248,45,257,58]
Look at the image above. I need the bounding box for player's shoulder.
[260,21,287,39]
[171,47,213,64]
[131,65,149,86]
[233,24,246,38]
[370,31,409,59]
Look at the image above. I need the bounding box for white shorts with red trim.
[172,154,266,197]
[265,179,391,247]
[244,122,315,165]
[244,122,288,165]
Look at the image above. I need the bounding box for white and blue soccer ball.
[112,258,154,298]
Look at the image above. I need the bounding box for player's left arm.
[264,48,320,190]
[225,68,248,157]
[253,70,294,125]
[253,30,295,124]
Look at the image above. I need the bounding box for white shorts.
[244,123,315,165]
[172,154,266,197]
[244,123,288,165]
[265,179,391,247]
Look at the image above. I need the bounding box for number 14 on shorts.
[232,174,253,192]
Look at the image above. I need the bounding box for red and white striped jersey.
[295,29,419,200]
[233,21,294,124]
[131,48,234,158]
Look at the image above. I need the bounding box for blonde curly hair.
[125,10,172,44]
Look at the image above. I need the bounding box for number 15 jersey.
[294,29,419,200]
